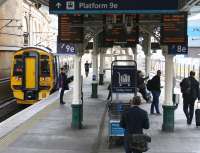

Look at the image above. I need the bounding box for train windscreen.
[40,55,50,77]
[13,55,23,76]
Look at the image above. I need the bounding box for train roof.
[19,46,53,53]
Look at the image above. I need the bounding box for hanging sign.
[58,14,83,43]
[57,43,77,54]
[168,44,188,54]
[112,65,137,93]
[49,0,178,14]
[161,13,188,45]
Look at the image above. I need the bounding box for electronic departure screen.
[58,15,83,43]
[160,13,187,44]
[103,14,138,47]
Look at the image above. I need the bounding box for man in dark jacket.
[59,68,73,104]
[120,96,150,153]
[180,71,200,125]
[150,70,162,115]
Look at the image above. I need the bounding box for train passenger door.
[25,57,36,89]
[23,52,39,91]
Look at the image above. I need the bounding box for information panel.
[58,15,83,43]
[49,0,178,14]
[160,13,187,45]
[112,65,136,93]
[103,14,138,47]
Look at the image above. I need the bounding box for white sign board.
[188,16,200,47]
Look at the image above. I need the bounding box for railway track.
[0,98,28,122]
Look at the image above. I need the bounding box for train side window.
[40,56,50,77]
[13,55,23,76]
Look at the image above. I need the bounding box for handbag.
[128,134,151,152]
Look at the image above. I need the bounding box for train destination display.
[58,15,83,43]
[161,13,187,45]
[49,0,178,14]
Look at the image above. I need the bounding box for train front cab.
[11,49,54,104]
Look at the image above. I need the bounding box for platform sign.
[49,0,178,14]
[168,44,188,55]
[103,14,138,47]
[112,65,136,93]
[160,13,188,45]
[57,43,76,54]
[58,14,83,43]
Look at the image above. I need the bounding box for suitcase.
[195,102,200,127]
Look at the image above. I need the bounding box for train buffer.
[0,77,199,153]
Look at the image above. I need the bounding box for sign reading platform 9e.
[112,66,137,93]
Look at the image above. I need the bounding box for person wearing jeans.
[151,90,161,114]
[150,70,162,115]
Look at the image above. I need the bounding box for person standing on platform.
[120,96,150,153]
[84,61,90,77]
[180,71,200,125]
[150,70,162,115]
[59,67,73,104]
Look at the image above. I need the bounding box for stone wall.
[0,0,23,48]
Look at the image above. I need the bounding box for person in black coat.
[180,71,200,125]
[150,70,162,115]
[59,67,73,104]
[120,96,150,153]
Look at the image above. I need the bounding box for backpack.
[146,79,153,91]
[180,78,191,94]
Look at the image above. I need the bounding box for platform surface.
[0,75,200,153]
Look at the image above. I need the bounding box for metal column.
[99,49,104,85]
[132,47,137,62]
[71,55,82,129]
[91,37,98,98]
[143,34,151,76]
[162,52,176,132]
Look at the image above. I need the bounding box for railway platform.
[0,76,200,153]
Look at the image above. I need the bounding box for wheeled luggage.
[195,102,200,127]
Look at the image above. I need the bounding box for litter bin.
[173,94,180,109]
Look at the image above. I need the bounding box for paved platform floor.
[0,76,200,153]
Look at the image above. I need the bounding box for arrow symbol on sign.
[56,2,62,9]
[61,43,65,49]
